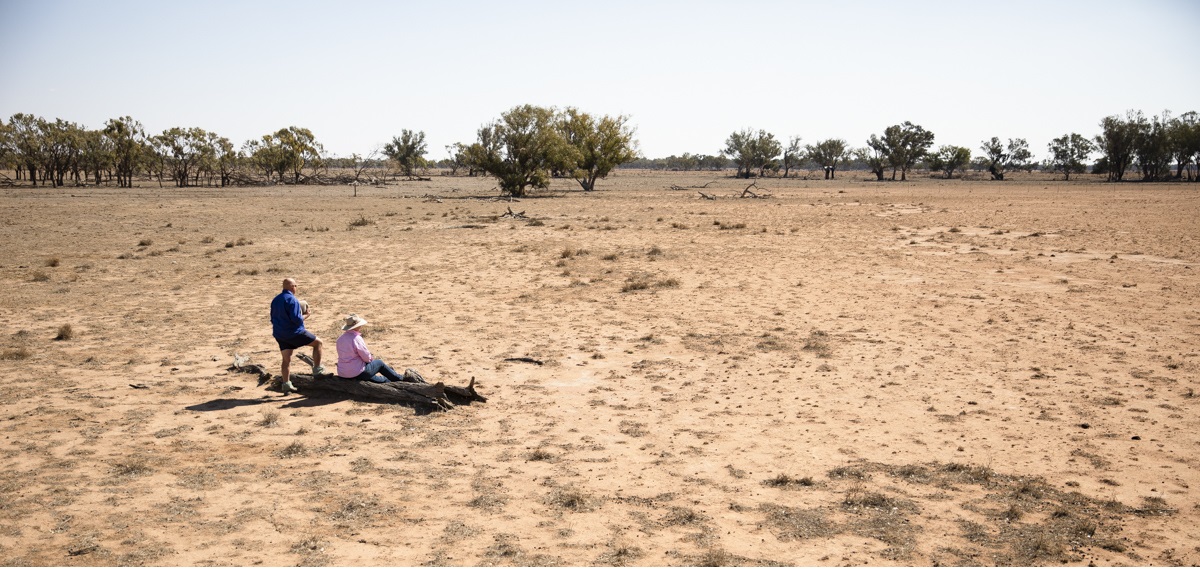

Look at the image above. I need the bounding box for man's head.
[282,278,297,293]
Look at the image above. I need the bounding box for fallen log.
[229,358,486,410]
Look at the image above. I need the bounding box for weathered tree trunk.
[230,361,486,410]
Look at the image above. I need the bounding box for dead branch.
[698,191,716,200]
[671,179,718,191]
[500,206,527,219]
[503,357,544,365]
[740,182,771,199]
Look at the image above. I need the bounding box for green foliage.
[464,105,565,197]
[1095,111,1140,181]
[806,138,850,179]
[724,128,781,178]
[1168,111,1200,180]
[1046,133,1094,181]
[244,126,324,184]
[879,121,935,181]
[557,108,639,191]
[105,116,147,188]
[152,127,213,187]
[855,138,889,181]
[928,145,972,179]
[1132,111,1172,181]
[383,129,428,177]
[780,135,803,178]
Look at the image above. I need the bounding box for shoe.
[281,380,298,394]
[311,365,326,376]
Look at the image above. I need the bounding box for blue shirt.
[270,289,306,339]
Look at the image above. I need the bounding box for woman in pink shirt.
[335,314,420,383]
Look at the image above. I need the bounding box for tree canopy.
[880,122,935,181]
[723,128,781,179]
[557,108,639,191]
[383,129,428,178]
[806,138,849,179]
[464,105,564,197]
[1047,133,1094,181]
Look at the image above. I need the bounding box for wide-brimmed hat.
[342,314,368,331]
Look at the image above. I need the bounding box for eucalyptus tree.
[1046,133,1094,181]
[9,113,44,185]
[1095,111,1140,181]
[104,116,146,188]
[78,128,113,185]
[383,129,427,177]
[1132,111,1172,181]
[39,118,84,187]
[208,132,239,187]
[855,137,888,181]
[1168,111,1200,180]
[273,126,324,183]
[154,127,211,187]
[723,128,781,178]
[806,138,849,179]
[464,104,565,197]
[780,136,803,178]
[927,145,972,179]
[979,137,1033,180]
[556,108,639,191]
[880,121,935,181]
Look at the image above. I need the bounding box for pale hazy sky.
[1,0,1196,161]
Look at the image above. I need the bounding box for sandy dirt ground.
[0,169,1197,566]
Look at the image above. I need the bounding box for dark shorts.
[276,331,317,351]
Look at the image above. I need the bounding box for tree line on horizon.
[1,107,1197,194]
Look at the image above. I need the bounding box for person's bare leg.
[280,349,296,392]
[310,338,323,370]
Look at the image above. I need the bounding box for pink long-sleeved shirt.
[336,330,372,378]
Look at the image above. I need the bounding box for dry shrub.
[257,410,280,428]
[54,324,73,341]
[111,455,155,478]
[545,486,602,512]
[802,330,833,358]
[759,503,837,541]
[0,347,31,360]
[45,257,60,267]
[526,448,554,462]
[763,473,815,488]
[274,441,308,458]
[594,543,645,566]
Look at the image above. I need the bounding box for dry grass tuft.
[53,324,74,341]
[760,503,837,541]
[274,441,308,458]
[0,347,32,360]
[763,473,816,488]
[802,330,833,358]
[545,486,602,512]
[257,410,280,428]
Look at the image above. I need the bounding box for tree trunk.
[231,361,486,410]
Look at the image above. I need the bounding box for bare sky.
[1,0,1196,161]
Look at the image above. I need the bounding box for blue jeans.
[349,359,405,383]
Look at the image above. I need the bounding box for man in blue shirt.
[270,277,325,393]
